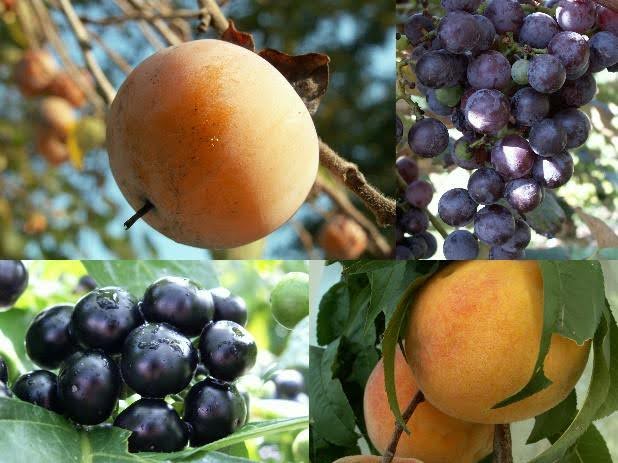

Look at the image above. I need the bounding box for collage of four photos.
[0,0,617,462]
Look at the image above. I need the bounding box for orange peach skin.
[106,39,319,248]
[405,261,591,424]
[364,350,493,463]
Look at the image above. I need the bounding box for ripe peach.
[405,261,591,424]
[35,128,69,166]
[38,96,76,138]
[47,72,86,108]
[107,39,319,248]
[318,214,368,259]
[14,49,58,97]
[364,350,494,463]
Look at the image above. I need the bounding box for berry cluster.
[0,276,256,453]
[396,0,617,259]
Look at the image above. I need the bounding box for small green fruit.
[511,59,529,85]
[270,272,309,329]
[292,428,310,463]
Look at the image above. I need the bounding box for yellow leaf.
[575,207,618,249]
[66,127,84,170]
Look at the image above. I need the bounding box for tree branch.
[492,424,513,463]
[593,0,618,12]
[57,0,117,106]
[381,391,425,463]
[319,140,396,227]
[126,0,182,45]
[89,29,133,75]
[196,0,228,33]
[114,0,166,51]
[80,9,203,25]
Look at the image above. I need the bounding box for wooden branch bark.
[126,0,182,45]
[89,29,133,75]
[114,0,165,50]
[319,140,396,228]
[381,391,425,463]
[493,424,513,463]
[196,0,228,33]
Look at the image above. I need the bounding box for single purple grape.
[474,204,516,245]
[438,188,478,226]
[531,151,574,188]
[490,134,535,180]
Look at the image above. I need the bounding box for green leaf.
[382,264,439,429]
[82,261,218,298]
[529,311,611,463]
[594,306,618,419]
[278,316,309,370]
[308,345,358,447]
[147,418,307,461]
[527,390,577,444]
[561,424,612,463]
[0,308,36,375]
[341,260,404,275]
[541,261,605,343]
[316,282,350,346]
[365,262,407,332]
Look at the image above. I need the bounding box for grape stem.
[427,210,448,238]
[381,391,425,463]
[493,424,513,463]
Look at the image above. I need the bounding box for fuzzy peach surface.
[364,349,494,463]
[405,261,591,424]
[107,39,318,248]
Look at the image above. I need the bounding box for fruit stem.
[427,210,449,239]
[123,200,154,230]
[493,424,513,463]
[380,391,424,463]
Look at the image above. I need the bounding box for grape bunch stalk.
[396,0,618,260]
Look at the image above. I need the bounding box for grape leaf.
[82,261,218,298]
[525,191,566,238]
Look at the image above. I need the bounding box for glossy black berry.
[76,275,97,292]
[199,321,257,382]
[183,378,247,446]
[210,287,248,327]
[25,304,76,369]
[0,381,11,398]
[114,398,189,453]
[0,357,7,384]
[0,260,28,308]
[273,370,305,400]
[58,350,122,425]
[141,277,214,337]
[121,323,198,398]
[71,287,143,353]
[12,370,62,413]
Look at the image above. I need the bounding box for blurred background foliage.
[0,0,393,259]
[0,259,309,462]
[396,0,618,259]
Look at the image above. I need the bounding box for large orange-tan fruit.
[364,350,493,463]
[405,261,591,424]
[107,39,319,248]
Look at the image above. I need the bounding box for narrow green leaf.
[316,282,350,346]
[365,262,407,333]
[382,264,439,430]
[527,390,577,444]
[561,424,612,463]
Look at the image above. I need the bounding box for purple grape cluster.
[396,0,615,260]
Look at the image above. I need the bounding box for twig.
[89,29,133,74]
[196,0,228,33]
[291,220,317,259]
[493,424,513,463]
[381,391,425,463]
[126,0,182,45]
[316,178,391,257]
[319,139,396,227]
[592,0,618,12]
[57,0,117,106]
[426,210,448,238]
[114,0,165,51]
[80,9,203,25]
